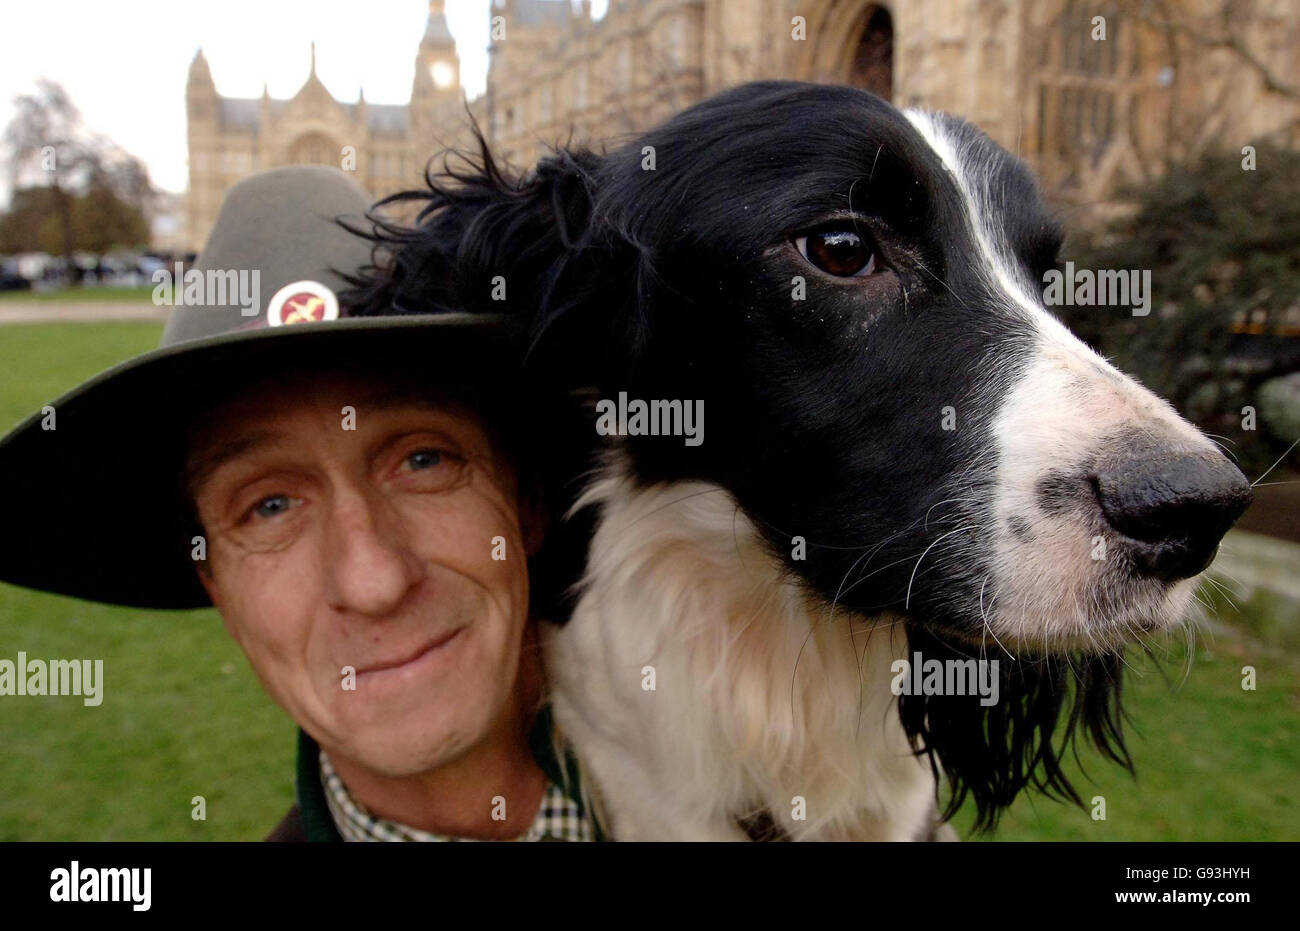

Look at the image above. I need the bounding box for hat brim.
[0,313,523,609]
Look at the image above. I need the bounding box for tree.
[0,182,148,256]
[3,80,93,276]
[1059,141,1300,475]
[1,80,155,275]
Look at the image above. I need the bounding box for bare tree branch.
[1135,5,1300,101]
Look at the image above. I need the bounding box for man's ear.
[197,565,249,649]
[196,561,219,606]
[189,530,224,612]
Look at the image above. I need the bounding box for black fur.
[341,80,1132,832]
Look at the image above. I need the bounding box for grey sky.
[0,0,606,201]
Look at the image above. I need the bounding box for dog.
[344,81,1252,840]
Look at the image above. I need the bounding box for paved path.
[0,302,167,324]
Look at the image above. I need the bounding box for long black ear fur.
[338,115,641,387]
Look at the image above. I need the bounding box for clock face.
[431,60,455,88]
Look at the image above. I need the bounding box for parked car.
[0,259,32,292]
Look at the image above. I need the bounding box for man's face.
[187,371,538,777]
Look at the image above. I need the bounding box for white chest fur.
[541,457,938,841]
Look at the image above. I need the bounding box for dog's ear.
[338,122,645,386]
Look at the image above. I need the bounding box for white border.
[266,279,340,327]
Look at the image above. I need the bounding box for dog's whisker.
[1249,433,1300,487]
[905,526,974,611]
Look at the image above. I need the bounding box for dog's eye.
[794,227,879,277]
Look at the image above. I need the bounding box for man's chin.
[327,719,484,778]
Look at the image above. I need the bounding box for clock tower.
[415,1,460,97]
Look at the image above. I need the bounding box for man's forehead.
[198,369,478,429]
[184,370,492,487]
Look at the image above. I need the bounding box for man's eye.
[794,226,879,277]
[397,447,466,493]
[251,494,294,519]
[404,449,444,471]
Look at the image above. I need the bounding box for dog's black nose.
[1093,453,1253,580]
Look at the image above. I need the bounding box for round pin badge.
[266,280,340,327]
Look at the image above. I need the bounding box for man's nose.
[1093,450,1253,580]
[322,488,425,616]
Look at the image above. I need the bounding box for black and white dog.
[346,81,1251,840]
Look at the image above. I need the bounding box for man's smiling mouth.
[356,627,467,677]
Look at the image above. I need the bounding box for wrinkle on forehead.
[182,370,503,505]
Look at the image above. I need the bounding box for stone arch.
[792,0,894,100]
[847,5,893,99]
[288,131,341,167]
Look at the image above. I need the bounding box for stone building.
[185,0,1299,248]
[184,1,476,250]
[486,0,1300,211]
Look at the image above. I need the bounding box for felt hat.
[0,165,520,608]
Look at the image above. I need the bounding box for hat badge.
[266,280,339,327]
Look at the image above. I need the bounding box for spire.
[422,0,454,48]
[293,38,334,101]
[187,48,214,86]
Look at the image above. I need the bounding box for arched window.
[288,133,339,167]
[849,5,893,100]
[1034,1,1129,173]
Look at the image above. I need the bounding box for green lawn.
[0,586,295,841]
[0,322,163,431]
[955,601,1300,840]
[0,285,156,303]
[0,322,1296,840]
[0,322,294,841]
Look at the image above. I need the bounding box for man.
[0,166,597,842]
